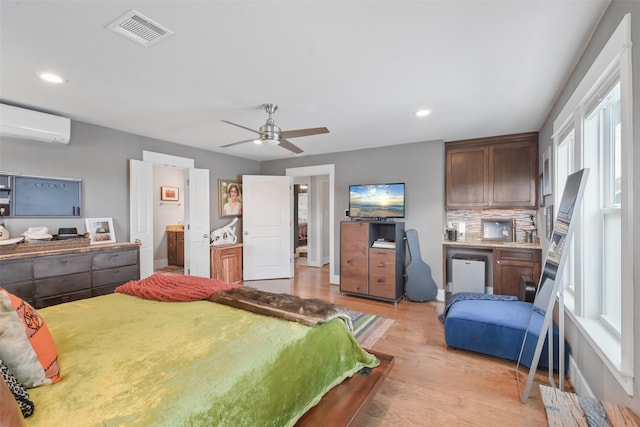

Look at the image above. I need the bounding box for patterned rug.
[350,311,395,348]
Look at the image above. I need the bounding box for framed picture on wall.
[539,174,545,207]
[219,179,242,217]
[85,218,116,244]
[481,218,514,242]
[161,186,179,201]
[542,146,552,196]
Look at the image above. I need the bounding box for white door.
[242,175,293,280]
[185,168,210,277]
[129,159,153,279]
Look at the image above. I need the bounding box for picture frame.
[538,173,545,207]
[545,205,554,239]
[219,179,242,218]
[85,218,116,244]
[542,146,552,196]
[161,186,179,201]
[481,218,514,242]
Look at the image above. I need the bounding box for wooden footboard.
[296,350,395,426]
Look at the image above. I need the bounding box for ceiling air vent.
[107,9,174,47]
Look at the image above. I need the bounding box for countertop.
[166,225,184,232]
[0,240,140,261]
[443,239,542,250]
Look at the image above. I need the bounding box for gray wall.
[0,120,260,241]
[260,140,445,287]
[537,1,640,410]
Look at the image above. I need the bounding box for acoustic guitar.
[404,229,438,302]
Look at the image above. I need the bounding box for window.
[551,14,633,394]
[584,81,622,334]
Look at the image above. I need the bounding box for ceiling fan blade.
[280,127,329,139]
[221,120,266,136]
[278,139,304,155]
[221,138,257,148]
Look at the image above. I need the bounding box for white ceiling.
[0,1,609,161]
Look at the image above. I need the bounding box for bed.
[1,276,391,426]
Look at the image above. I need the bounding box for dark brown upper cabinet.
[445,132,538,209]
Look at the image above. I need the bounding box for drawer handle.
[60,260,68,264]
[377,262,385,267]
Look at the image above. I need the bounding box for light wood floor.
[247,261,554,426]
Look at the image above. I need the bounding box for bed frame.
[297,350,394,426]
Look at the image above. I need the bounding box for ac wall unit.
[0,103,71,144]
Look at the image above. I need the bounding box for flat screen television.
[348,183,405,219]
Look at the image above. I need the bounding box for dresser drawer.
[369,273,396,299]
[369,249,395,270]
[93,249,138,270]
[2,282,34,303]
[0,260,33,284]
[34,272,91,298]
[92,264,139,287]
[33,254,91,278]
[35,289,93,309]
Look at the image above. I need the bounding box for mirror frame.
[515,168,589,403]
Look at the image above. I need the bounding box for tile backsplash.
[446,209,538,243]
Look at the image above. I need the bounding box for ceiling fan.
[221,104,329,154]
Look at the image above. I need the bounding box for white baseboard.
[567,354,595,397]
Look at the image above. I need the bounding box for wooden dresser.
[0,241,140,308]
[210,243,243,284]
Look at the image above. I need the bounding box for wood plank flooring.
[247,261,555,426]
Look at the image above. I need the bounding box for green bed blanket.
[26,293,379,426]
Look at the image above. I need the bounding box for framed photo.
[481,218,514,242]
[219,179,242,217]
[85,218,116,244]
[545,205,554,239]
[161,186,179,201]
[538,173,545,207]
[542,146,552,196]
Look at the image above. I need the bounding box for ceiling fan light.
[263,138,279,146]
[253,139,263,145]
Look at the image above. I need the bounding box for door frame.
[286,164,337,284]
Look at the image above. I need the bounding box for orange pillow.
[0,288,60,387]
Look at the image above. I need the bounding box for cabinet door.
[489,139,537,207]
[211,245,243,284]
[340,222,369,295]
[369,249,396,299]
[176,232,184,267]
[167,232,177,265]
[446,146,488,207]
[493,249,541,297]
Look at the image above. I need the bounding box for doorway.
[286,164,336,284]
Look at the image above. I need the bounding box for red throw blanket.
[115,273,240,302]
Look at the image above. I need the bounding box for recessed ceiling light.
[415,109,432,117]
[38,72,65,84]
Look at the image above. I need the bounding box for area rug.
[350,311,395,348]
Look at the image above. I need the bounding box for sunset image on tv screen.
[349,183,404,218]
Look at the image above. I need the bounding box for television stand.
[340,220,405,304]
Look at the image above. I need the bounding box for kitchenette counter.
[443,239,541,250]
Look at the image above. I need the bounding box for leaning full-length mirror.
[516,168,589,403]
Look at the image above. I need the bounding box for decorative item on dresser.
[340,221,405,304]
[210,243,243,284]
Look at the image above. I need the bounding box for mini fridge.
[451,255,486,294]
